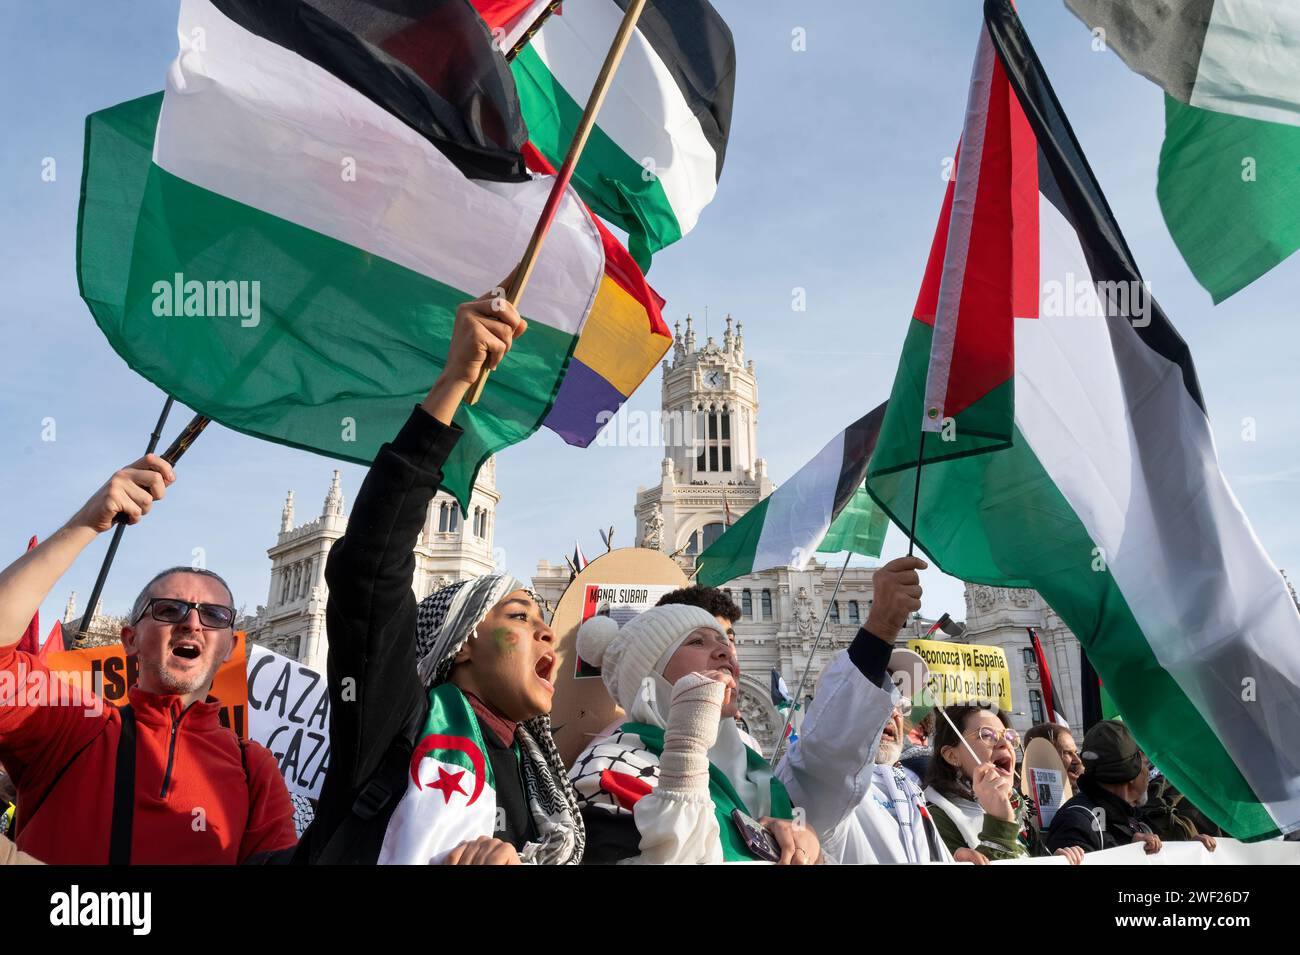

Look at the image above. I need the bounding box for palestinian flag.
[697,403,889,588]
[1065,0,1300,302]
[867,1,1300,841]
[473,0,736,270]
[77,0,605,509]
[1028,628,1068,727]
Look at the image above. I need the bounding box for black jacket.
[295,406,531,863]
[1044,776,1153,853]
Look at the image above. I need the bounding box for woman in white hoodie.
[570,604,822,864]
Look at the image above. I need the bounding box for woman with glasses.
[923,705,1030,861]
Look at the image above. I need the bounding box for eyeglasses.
[968,726,1019,747]
[134,597,235,630]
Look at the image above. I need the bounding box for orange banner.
[44,632,250,738]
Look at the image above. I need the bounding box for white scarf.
[923,785,985,850]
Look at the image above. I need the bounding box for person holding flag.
[776,557,978,864]
[0,468,296,864]
[295,291,584,866]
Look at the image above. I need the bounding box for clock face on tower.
[703,369,724,390]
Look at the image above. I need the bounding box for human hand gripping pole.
[464,0,649,405]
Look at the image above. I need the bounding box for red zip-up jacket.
[0,643,297,864]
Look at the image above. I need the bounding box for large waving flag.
[697,403,889,588]
[77,0,606,509]
[1065,0,1300,302]
[474,0,736,270]
[867,0,1300,841]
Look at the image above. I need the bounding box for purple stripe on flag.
[543,359,626,447]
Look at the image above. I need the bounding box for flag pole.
[466,0,650,405]
[906,429,928,557]
[504,0,564,62]
[73,395,176,647]
[769,552,852,768]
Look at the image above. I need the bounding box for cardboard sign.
[1021,736,1072,830]
[548,548,688,766]
[905,638,1013,713]
[574,583,682,677]
[246,645,331,799]
[44,632,250,738]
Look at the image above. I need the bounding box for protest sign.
[44,633,249,737]
[549,548,688,766]
[245,645,331,800]
[905,638,1013,713]
[1021,735,1073,831]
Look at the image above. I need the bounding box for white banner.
[246,645,331,800]
[992,838,1300,865]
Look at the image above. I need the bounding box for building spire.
[684,313,696,353]
[281,490,295,533]
[323,470,345,517]
[65,591,77,623]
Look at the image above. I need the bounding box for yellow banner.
[905,638,1012,713]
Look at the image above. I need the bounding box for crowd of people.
[0,291,1224,865]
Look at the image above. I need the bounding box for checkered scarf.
[414,575,584,865]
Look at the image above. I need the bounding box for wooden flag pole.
[73,395,176,647]
[466,0,650,406]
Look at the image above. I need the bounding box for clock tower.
[635,314,772,569]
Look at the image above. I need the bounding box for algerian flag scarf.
[379,683,501,864]
[77,0,605,510]
[1065,0,1300,301]
[867,1,1300,841]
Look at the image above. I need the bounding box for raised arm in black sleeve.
[313,406,461,838]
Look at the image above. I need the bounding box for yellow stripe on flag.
[574,276,672,396]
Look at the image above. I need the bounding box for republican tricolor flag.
[867,1,1300,841]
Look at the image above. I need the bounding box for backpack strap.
[312,706,423,865]
[108,704,138,865]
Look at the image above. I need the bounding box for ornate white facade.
[961,584,1084,737]
[245,460,501,672]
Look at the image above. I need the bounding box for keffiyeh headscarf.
[413,575,585,865]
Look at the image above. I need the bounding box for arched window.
[742,589,753,619]
[693,402,733,473]
[761,589,772,620]
[438,502,449,533]
[848,600,860,625]
[280,568,291,604]
[828,600,840,624]
[448,507,459,533]
[1029,689,1045,724]
[701,522,724,551]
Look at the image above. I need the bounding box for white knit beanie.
[576,604,724,712]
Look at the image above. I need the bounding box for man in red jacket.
[0,456,296,864]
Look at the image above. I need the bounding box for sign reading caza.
[246,645,330,800]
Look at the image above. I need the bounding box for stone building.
[244,460,501,673]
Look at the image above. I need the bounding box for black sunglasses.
[134,597,235,630]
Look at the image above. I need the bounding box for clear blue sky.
[3,1,1297,634]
